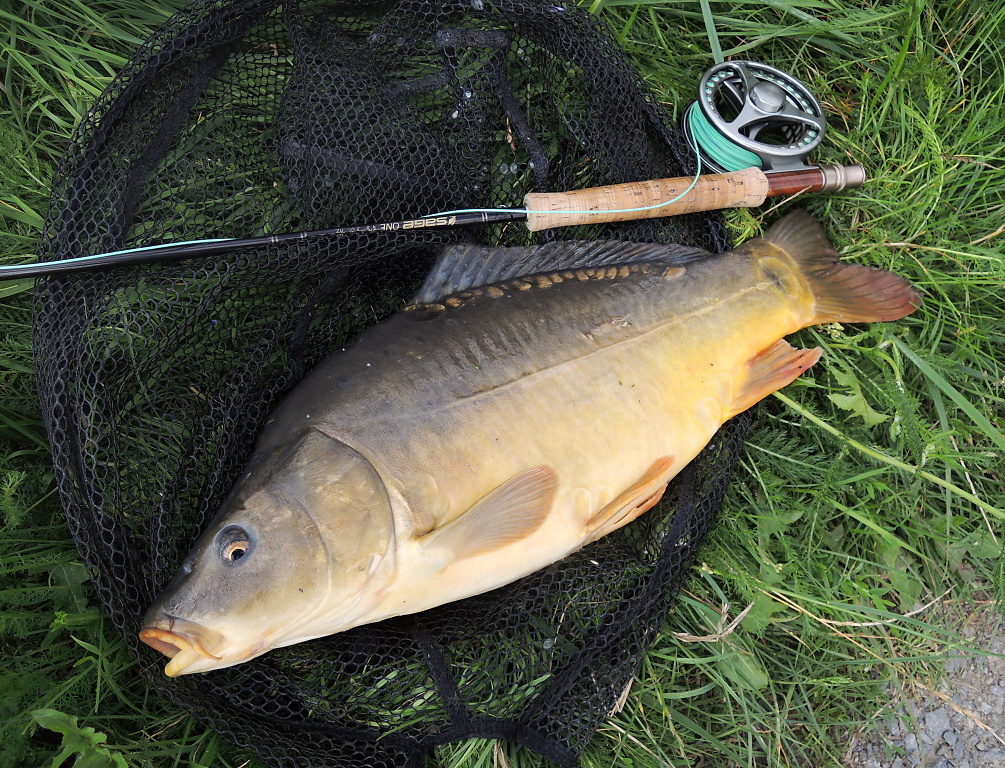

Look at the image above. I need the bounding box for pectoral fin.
[584,456,676,545]
[724,339,822,420]
[421,466,558,561]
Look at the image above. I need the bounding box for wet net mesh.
[33,0,752,765]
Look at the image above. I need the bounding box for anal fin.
[584,456,676,545]
[421,466,558,561]
[725,338,822,420]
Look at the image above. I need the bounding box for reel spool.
[684,61,826,173]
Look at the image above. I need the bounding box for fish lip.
[139,613,225,663]
[139,626,223,662]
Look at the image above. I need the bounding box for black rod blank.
[4,210,527,280]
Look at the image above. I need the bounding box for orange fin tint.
[423,466,558,560]
[725,339,822,419]
[808,261,922,324]
[584,456,676,545]
[764,210,921,324]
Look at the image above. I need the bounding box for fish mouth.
[139,615,225,677]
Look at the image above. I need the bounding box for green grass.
[2,0,1004,766]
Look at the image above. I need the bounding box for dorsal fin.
[414,239,712,304]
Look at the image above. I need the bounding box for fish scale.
[273,259,717,435]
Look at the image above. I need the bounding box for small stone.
[840,607,1005,768]
[904,733,919,754]
[925,709,951,736]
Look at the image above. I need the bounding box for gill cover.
[140,429,394,675]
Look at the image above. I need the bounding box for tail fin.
[764,210,922,324]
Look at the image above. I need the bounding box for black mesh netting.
[33,1,754,765]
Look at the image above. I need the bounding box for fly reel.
[684,61,827,173]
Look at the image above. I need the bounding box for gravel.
[844,604,1005,767]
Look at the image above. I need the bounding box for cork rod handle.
[523,167,770,231]
[521,164,866,231]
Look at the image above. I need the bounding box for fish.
[139,210,920,676]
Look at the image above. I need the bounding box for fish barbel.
[140,211,919,676]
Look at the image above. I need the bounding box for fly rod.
[1,164,863,281]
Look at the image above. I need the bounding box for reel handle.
[523,164,866,231]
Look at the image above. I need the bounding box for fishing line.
[685,102,762,172]
[430,132,706,219]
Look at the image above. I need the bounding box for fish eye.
[217,525,253,565]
